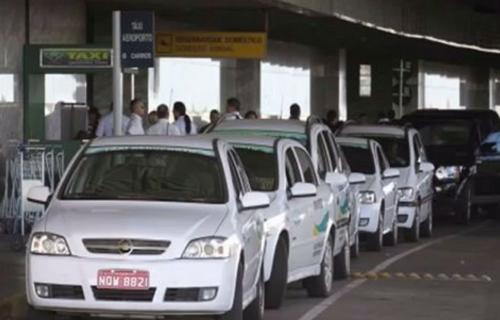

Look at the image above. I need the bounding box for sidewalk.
[0,235,25,300]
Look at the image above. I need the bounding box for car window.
[376,146,388,173]
[235,146,278,192]
[229,150,251,195]
[62,148,226,203]
[285,148,302,187]
[339,143,375,175]
[317,133,332,179]
[295,147,318,185]
[323,132,339,172]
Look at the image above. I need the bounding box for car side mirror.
[382,168,400,179]
[349,173,366,185]
[240,192,270,211]
[325,172,348,188]
[27,186,51,205]
[419,162,435,173]
[290,182,317,198]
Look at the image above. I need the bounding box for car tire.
[264,238,288,309]
[334,234,351,280]
[350,232,360,259]
[405,208,420,242]
[421,210,433,238]
[304,234,334,298]
[243,271,265,320]
[384,218,398,246]
[367,214,383,251]
[217,262,243,320]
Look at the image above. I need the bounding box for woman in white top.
[173,101,197,135]
[147,104,180,136]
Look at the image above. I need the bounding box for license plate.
[97,269,150,290]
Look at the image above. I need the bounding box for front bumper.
[396,204,417,229]
[27,254,238,317]
[358,203,380,234]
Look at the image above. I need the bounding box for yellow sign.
[156,32,267,59]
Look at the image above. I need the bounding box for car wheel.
[350,232,360,259]
[244,270,265,320]
[217,262,243,320]
[405,207,420,242]
[421,209,433,238]
[264,238,288,309]
[384,218,398,246]
[334,234,351,279]
[304,234,334,297]
[367,214,383,251]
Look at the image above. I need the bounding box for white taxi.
[338,125,435,241]
[26,136,269,320]
[218,135,348,309]
[337,137,400,251]
[212,119,365,266]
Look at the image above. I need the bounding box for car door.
[375,145,397,231]
[227,149,261,294]
[284,147,319,271]
[413,133,433,220]
[324,131,350,225]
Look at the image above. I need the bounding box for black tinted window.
[286,149,302,186]
[340,144,375,175]
[365,136,410,168]
[317,134,332,179]
[235,147,277,192]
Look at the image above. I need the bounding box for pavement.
[1,217,499,320]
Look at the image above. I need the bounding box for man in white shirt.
[95,104,130,137]
[126,99,146,135]
[147,104,180,136]
[224,97,243,120]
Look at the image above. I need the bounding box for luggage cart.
[0,142,65,251]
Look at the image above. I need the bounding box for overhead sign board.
[156,32,267,59]
[121,11,155,68]
[40,48,112,68]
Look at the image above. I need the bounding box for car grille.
[83,239,170,255]
[51,285,85,299]
[92,287,156,302]
[164,288,200,302]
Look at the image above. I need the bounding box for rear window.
[339,144,375,175]
[235,146,278,192]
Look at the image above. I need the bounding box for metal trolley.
[0,141,65,250]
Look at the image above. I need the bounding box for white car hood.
[43,201,228,258]
[395,167,411,187]
[360,174,377,191]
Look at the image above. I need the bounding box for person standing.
[147,104,180,136]
[225,97,243,120]
[126,98,146,135]
[173,101,197,135]
[199,109,220,133]
[95,103,130,137]
[289,103,301,120]
[325,109,344,133]
[244,110,258,119]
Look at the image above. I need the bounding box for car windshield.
[414,121,473,147]
[61,146,226,203]
[339,144,375,174]
[353,136,409,168]
[235,146,278,192]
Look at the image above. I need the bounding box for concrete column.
[220,59,261,115]
[310,50,340,120]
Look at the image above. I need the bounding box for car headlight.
[183,237,232,259]
[397,187,414,201]
[30,233,71,256]
[435,166,461,181]
[359,191,376,204]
